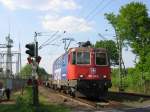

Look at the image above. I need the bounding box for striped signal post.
[32,32,39,106]
[25,32,40,106]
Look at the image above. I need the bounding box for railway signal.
[25,43,35,57]
[36,56,41,64]
[25,36,40,106]
[27,57,33,64]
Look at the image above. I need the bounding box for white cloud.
[0,0,80,11]
[42,15,93,32]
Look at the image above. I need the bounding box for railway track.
[41,86,150,112]
[44,86,97,108]
[109,91,150,98]
[48,87,150,103]
[108,91,150,102]
[43,86,124,109]
[42,86,150,112]
[58,94,96,109]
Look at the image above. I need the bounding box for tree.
[105,2,150,72]
[37,67,49,80]
[20,64,32,77]
[20,64,48,79]
[95,40,119,65]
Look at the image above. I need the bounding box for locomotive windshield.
[96,52,107,65]
[72,52,76,64]
[77,52,90,64]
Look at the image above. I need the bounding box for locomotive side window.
[96,53,107,65]
[72,52,76,64]
[77,52,90,64]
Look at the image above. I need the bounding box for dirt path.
[39,86,95,112]
[0,99,15,104]
[0,91,18,105]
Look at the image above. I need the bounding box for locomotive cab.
[67,48,112,99]
[52,47,112,99]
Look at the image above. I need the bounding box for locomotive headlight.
[103,75,107,78]
[80,74,84,78]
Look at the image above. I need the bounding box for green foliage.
[16,87,33,107]
[95,40,119,64]
[38,67,49,80]
[105,2,150,73]
[136,53,150,80]
[0,86,70,112]
[111,68,120,87]
[20,64,48,79]
[0,103,70,112]
[20,64,32,77]
[111,67,150,94]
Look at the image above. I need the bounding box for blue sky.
[0,0,149,73]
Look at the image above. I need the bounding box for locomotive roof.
[68,47,107,52]
[53,47,107,63]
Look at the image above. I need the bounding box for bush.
[16,86,32,107]
[111,67,150,94]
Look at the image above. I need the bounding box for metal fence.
[0,76,27,90]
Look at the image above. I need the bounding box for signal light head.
[36,56,41,64]
[25,43,35,57]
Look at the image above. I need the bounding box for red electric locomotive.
[51,42,112,99]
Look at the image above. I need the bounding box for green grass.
[0,86,70,112]
[0,103,70,112]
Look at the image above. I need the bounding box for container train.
[47,42,112,99]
